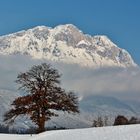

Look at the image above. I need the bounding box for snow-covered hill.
[0,24,136,67]
[0,90,33,130]
[0,90,18,123]
[1,124,140,140]
[1,89,140,130]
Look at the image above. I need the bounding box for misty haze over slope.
[0,55,139,101]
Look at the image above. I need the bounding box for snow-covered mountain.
[0,24,136,67]
[0,24,139,130]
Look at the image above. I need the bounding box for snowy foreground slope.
[1,125,140,140]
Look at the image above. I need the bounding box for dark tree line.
[92,115,140,127]
[114,115,140,126]
[4,63,79,133]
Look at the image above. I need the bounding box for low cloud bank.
[0,54,140,101]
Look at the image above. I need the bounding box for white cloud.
[0,54,140,101]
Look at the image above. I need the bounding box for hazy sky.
[0,0,139,65]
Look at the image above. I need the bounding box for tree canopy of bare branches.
[4,63,79,133]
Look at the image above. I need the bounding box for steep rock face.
[0,24,136,67]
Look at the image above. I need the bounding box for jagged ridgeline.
[0,24,136,67]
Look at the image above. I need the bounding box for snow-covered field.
[1,124,140,140]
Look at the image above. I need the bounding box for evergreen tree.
[4,63,79,133]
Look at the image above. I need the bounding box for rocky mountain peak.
[0,24,137,67]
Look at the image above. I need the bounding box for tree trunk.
[37,116,46,133]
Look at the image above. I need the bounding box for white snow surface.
[1,124,140,140]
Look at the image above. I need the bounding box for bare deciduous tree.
[4,63,79,133]
[92,116,109,127]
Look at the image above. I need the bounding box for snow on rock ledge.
[0,24,137,68]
